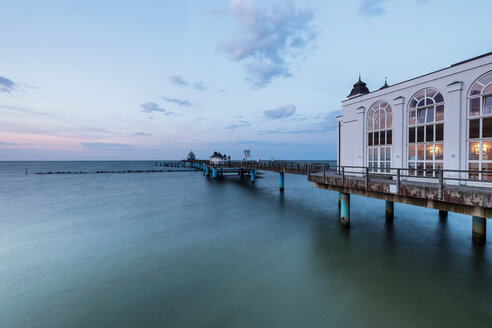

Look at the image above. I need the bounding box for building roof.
[343,52,492,102]
[187,150,196,160]
[451,52,492,67]
[348,77,370,98]
[210,151,227,159]
[379,78,390,90]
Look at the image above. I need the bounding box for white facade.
[338,52,492,180]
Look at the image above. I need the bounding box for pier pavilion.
[331,52,492,242]
[338,52,492,177]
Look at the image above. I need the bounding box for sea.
[0,161,491,328]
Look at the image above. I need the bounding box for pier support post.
[439,210,448,219]
[251,170,256,184]
[472,216,486,243]
[338,192,341,210]
[220,168,223,177]
[205,167,209,176]
[212,168,218,179]
[340,192,350,227]
[279,172,284,192]
[385,200,394,221]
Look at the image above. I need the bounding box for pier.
[198,160,491,243]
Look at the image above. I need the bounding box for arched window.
[368,101,392,173]
[407,88,444,176]
[467,71,492,180]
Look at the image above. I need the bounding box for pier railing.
[307,164,492,200]
[202,160,492,187]
[208,160,315,175]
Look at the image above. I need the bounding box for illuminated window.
[468,71,492,180]
[368,101,392,173]
[407,88,444,176]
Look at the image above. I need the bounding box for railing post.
[365,167,369,189]
[341,166,345,186]
[438,169,444,200]
[396,168,401,194]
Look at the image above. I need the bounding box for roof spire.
[348,74,370,98]
[379,76,390,90]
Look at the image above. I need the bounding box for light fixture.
[427,146,440,158]
[474,145,488,155]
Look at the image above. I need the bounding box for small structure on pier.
[209,151,229,165]
[187,150,196,161]
[242,149,251,161]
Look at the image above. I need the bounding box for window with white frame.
[467,71,492,181]
[407,88,444,176]
[367,101,392,173]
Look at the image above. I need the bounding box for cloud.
[226,120,252,130]
[358,0,386,17]
[220,0,316,87]
[318,109,343,131]
[0,76,16,93]
[81,142,134,150]
[169,75,188,87]
[193,81,207,91]
[134,132,152,136]
[0,141,19,146]
[263,105,296,119]
[140,102,177,115]
[162,97,192,107]
[169,75,211,91]
[0,104,54,116]
[259,109,342,134]
[140,102,165,113]
[244,61,291,88]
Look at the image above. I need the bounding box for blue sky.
[0,0,490,160]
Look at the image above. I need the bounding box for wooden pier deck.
[307,165,492,219]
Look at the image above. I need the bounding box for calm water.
[0,161,491,327]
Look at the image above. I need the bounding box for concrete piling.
[439,210,448,219]
[340,192,350,227]
[385,200,394,221]
[472,216,486,243]
[212,168,218,179]
[251,170,256,183]
[279,172,284,192]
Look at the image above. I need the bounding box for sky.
[0,0,491,160]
